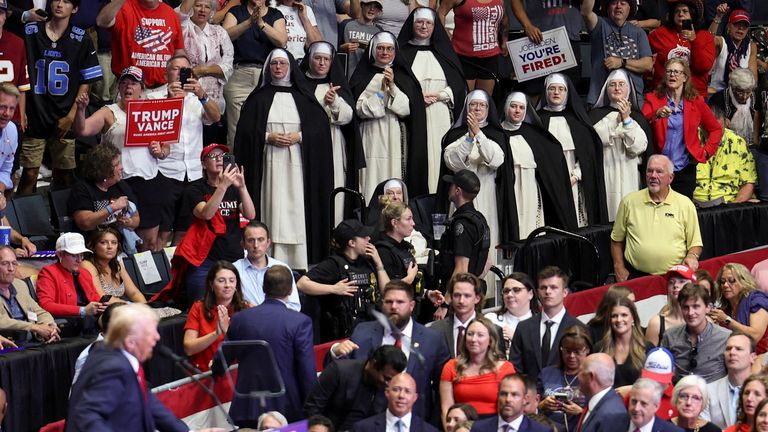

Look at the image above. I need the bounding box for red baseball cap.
[200,143,229,161]
[665,264,697,281]
[729,9,750,25]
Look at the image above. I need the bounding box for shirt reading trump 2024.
[111,0,184,88]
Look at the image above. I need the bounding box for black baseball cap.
[334,219,374,245]
[442,169,481,194]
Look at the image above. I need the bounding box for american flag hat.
[119,66,144,84]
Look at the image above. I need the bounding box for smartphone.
[99,295,112,303]
[35,8,48,18]
[553,392,569,403]
[223,154,236,170]
[179,67,193,86]
[682,19,694,31]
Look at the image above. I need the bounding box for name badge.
[27,311,38,322]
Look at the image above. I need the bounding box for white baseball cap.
[56,232,92,255]
[641,347,675,385]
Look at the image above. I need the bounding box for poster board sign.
[124,97,185,147]
[507,26,577,82]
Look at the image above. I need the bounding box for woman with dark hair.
[726,374,768,432]
[350,31,429,199]
[183,260,251,371]
[648,0,715,96]
[441,89,517,248]
[709,263,768,354]
[439,317,515,424]
[596,296,653,387]
[68,144,141,242]
[642,57,722,198]
[501,91,577,238]
[537,73,608,228]
[375,198,419,285]
[587,285,635,343]
[300,41,364,224]
[81,228,146,303]
[398,7,466,193]
[537,325,592,432]
[694,269,718,301]
[234,48,334,270]
[445,403,479,432]
[589,69,651,221]
[753,398,768,432]
[484,273,536,346]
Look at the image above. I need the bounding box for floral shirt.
[694,128,757,203]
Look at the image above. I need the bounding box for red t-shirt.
[451,0,504,58]
[184,301,234,372]
[110,0,184,88]
[440,358,516,415]
[0,30,29,124]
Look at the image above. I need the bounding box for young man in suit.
[701,332,756,429]
[213,265,316,427]
[620,379,684,432]
[330,280,450,422]
[509,266,584,378]
[576,353,627,432]
[66,303,218,432]
[352,373,438,432]
[471,374,550,432]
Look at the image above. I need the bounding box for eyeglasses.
[269,60,289,66]
[733,89,752,97]
[607,81,628,88]
[678,392,703,403]
[376,46,395,53]
[468,101,488,108]
[206,153,225,160]
[690,345,699,369]
[719,278,738,285]
[665,69,685,76]
[560,347,588,356]
[502,287,526,295]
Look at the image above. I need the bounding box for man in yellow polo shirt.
[611,154,703,281]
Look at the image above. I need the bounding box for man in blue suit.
[619,378,685,432]
[214,266,317,427]
[352,372,439,432]
[471,374,550,432]
[66,303,205,432]
[330,280,450,422]
[576,353,628,432]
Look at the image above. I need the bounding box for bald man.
[352,373,439,432]
[576,353,628,432]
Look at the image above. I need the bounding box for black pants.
[672,162,697,199]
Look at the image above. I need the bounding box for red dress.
[440,358,516,415]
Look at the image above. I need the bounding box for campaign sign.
[507,26,577,82]
[125,97,185,147]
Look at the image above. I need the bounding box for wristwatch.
[724,317,732,327]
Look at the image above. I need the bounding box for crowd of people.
[1,0,768,429]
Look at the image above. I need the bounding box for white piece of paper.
[135,251,162,285]
[163,246,176,267]
[507,26,578,83]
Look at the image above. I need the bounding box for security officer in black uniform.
[297,219,391,342]
[438,169,491,285]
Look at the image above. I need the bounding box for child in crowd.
[338,0,383,76]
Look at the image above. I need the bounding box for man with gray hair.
[575,353,627,432]
[611,154,703,281]
[620,378,684,432]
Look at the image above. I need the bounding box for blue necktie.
[396,419,404,432]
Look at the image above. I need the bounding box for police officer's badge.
[455,222,464,235]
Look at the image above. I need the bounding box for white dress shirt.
[382,317,414,360]
[583,386,612,426]
[496,413,524,432]
[539,307,567,350]
[233,256,301,311]
[453,312,476,355]
[627,417,655,432]
[386,409,412,432]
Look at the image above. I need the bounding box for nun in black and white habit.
[398,7,467,193]
[501,91,577,239]
[588,69,650,222]
[350,31,429,201]
[439,89,518,249]
[300,41,365,225]
[536,73,608,228]
[233,48,333,270]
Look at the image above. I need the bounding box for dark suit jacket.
[345,320,450,421]
[471,415,551,432]
[304,359,387,430]
[65,343,188,432]
[509,311,583,378]
[427,314,506,358]
[351,411,440,432]
[580,389,628,432]
[215,298,317,424]
[618,416,685,432]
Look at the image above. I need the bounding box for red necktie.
[394,333,402,349]
[456,326,465,354]
[138,364,147,400]
[575,408,588,432]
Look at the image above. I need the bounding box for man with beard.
[611,154,703,281]
[470,374,550,432]
[329,280,450,423]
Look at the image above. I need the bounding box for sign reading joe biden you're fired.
[508,26,577,82]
